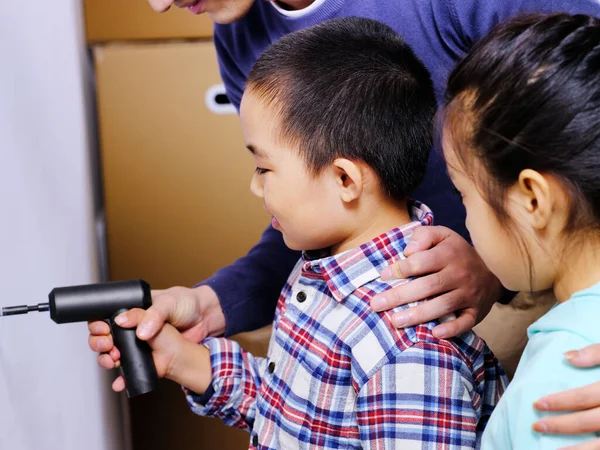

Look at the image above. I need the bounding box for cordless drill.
[0,279,158,398]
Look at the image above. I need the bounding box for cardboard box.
[94,41,270,450]
[94,41,268,289]
[85,0,213,43]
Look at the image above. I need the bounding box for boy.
[122,17,507,449]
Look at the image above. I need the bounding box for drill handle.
[109,309,158,398]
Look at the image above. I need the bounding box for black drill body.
[1,279,158,398]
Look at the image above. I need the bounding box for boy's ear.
[332,158,363,203]
[510,169,566,231]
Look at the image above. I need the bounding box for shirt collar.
[301,199,434,303]
[268,0,328,18]
[267,0,346,25]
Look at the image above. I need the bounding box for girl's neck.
[553,233,600,302]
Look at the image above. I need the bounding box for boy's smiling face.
[240,91,350,252]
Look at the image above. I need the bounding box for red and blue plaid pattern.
[186,200,507,449]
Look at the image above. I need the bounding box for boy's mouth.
[271,217,281,229]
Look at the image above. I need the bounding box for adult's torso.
[213,0,595,239]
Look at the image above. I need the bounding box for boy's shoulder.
[335,277,494,382]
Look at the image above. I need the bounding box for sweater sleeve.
[442,0,600,52]
[213,27,245,111]
[198,225,301,337]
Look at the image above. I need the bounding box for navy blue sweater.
[201,0,600,336]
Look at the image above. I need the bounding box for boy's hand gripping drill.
[0,279,158,398]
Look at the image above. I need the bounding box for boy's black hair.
[247,17,436,202]
[444,13,600,232]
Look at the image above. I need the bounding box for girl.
[442,12,600,449]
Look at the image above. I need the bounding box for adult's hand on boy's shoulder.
[370,225,502,339]
[532,344,600,448]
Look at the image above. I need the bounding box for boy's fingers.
[97,353,116,370]
[533,408,600,435]
[109,346,121,362]
[112,376,126,392]
[88,320,111,335]
[535,382,600,412]
[564,344,600,368]
[89,335,114,353]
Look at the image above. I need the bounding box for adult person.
[90,1,600,446]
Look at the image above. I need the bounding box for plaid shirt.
[186,200,507,449]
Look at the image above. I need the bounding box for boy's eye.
[255,167,269,175]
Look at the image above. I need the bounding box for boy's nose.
[250,173,264,198]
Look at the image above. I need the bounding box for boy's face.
[240,91,349,252]
[147,0,255,24]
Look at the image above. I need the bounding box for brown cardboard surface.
[85,0,213,42]
[94,41,269,290]
[94,41,270,449]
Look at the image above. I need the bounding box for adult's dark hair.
[246,17,436,202]
[444,13,600,232]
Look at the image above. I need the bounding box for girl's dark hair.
[246,17,436,202]
[444,13,600,232]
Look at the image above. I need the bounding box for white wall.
[0,2,125,450]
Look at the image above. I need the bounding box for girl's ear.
[332,158,363,203]
[510,169,567,231]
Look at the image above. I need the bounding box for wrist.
[166,339,213,394]
[193,285,226,337]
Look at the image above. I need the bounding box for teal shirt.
[482,282,600,449]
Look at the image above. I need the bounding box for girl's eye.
[255,167,269,175]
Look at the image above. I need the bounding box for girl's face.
[442,128,552,293]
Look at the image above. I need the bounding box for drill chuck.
[0,303,49,316]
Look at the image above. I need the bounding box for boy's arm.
[198,224,301,337]
[356,341,489,449]
[183,337,266,432]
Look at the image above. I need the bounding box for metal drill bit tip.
[0,303,49,317]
